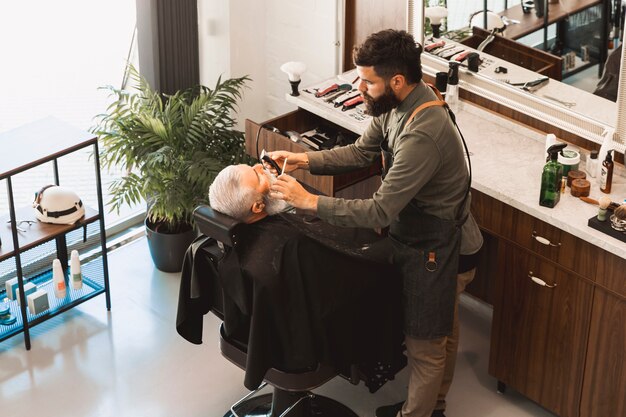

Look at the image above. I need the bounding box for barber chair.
[193,206,360,417]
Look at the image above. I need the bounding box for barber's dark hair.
[353,29,423,84]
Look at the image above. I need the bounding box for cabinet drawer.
[471,189,599,280]
[245,109,380,197]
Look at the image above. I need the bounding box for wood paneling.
[469,189,599,280]
[343,0,407,71]
[596,252,626,299]
[465,230,497,304]
[245,115,379,197]
[461,27,562,80]
[580,288,626,417]
[489,242,593,417]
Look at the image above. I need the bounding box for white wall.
[197,0,341,129]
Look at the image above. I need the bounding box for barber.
[267,29,481,417]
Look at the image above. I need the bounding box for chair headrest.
[193,205,242,248]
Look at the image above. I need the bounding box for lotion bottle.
[539,143,567,208]
[600,149,614,193]
[52,259,67,298]
[70,250,83,290]
[445,61,460,114]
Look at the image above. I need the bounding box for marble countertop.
[286,87,626,260]
[456,101,625,259]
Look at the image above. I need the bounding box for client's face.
[239,164,288,216]
[240,164,272,195]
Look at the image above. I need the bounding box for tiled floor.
[0,237,554,417]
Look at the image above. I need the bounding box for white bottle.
[70,250,83,290]
[52,259,67,299]
[545,133,556,153]
[586,150,598,178]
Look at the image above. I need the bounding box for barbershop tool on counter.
[579,196,621,211]
[315,83,339,98]
[334,93,361,108]
[505,77,549,93]
[541,94,576,108]
[341,95,364,111]
[324,85,354,103]
[425,40,446,53]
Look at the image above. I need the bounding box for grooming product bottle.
[70,250,83,290]
[586,150,598,178]
[545,133,556,153]
[600,149,614,193]
[445,61,460,113]
[540,143,567,208]
[52,258,67,299]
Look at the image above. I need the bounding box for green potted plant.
[92,65,251,272]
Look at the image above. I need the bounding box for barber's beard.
[262,170,290,215]
[363,83,401,117]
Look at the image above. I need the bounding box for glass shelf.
[0,257,105,342]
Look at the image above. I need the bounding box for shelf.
[0,257,105,342]
[500,0,603,41]
[0,206,100,262]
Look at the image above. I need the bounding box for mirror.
[409,0,625,148]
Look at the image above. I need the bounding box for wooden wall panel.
[343,0,407,71]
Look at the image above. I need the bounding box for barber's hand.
[265,151,309,175]
[270,174,319,212]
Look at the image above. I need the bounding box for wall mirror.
[408,0,626,153]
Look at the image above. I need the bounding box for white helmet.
[33,185,85,225]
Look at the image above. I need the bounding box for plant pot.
[145,219,197,273]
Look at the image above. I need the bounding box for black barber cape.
[176,212,403,390]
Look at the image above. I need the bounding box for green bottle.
[539,143,567,208]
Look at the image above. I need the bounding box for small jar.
[558,149,580,176]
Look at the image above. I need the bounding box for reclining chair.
[193,205,362,417]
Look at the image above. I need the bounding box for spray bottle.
[540,143,567,208]
[446,61,460,114]
[70,250,83,290]
[52,258,67,298]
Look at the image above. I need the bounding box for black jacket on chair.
[177,212,404,390]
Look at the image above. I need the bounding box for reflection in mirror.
[410,0,623,146]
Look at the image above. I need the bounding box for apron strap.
[404,83,447,126]
[401,83,472,226]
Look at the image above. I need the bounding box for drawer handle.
[528,272,557,288]
[532,231,561,247]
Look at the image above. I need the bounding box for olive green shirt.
[307,81,482,254]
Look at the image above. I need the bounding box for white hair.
[209,165,261,221]
[209,165,290,222]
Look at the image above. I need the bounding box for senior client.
[176,163,404,392]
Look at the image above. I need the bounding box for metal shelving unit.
[0,117,111,350]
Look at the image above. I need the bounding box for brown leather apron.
[381,85,470,339]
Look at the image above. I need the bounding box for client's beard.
[363,83,400,117]
[261,169,290,215]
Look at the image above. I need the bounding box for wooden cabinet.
[580,254,626,417]
[471,188,626,417]
[489,242,593,417]
[244,109,380,198]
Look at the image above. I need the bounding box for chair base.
[223,391,359,417]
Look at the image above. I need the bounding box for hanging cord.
[254,124,286,161]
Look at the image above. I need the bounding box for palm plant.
[92,65,251,234]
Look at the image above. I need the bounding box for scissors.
[541,94,576,108]
[505,77,549,92]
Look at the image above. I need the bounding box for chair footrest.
[224,392,359,417]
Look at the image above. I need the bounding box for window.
[0,1,141,229]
